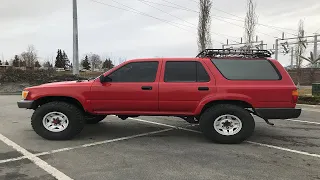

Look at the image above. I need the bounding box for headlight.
[22,91,29,100]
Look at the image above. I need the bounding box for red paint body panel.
[25,81,93,111]
[158,59,216,113]
[24,57,297,116]
[89,59,162,112]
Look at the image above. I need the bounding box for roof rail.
[196,49,272,58]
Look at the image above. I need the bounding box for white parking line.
[0,156,27,164]
[189,118,320,126]
[301,109,320,113]
[129,117,320,159]
[284,119,320,125]
[1,117,319,167]
[0,133,73,180]
[35,128,173,156]
[246,141,320,158]
[0,128,173,164]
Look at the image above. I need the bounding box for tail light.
[292,89,298,104]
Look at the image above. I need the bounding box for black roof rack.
[196,49,272,58]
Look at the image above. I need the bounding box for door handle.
[141,86,153,90]
[198,87,209,91]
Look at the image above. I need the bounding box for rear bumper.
[17,100,34,109]
[255,108,301,119]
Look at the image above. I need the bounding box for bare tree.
[295,20,307,86]
[89,54,102,71]
[300,51,320,84]
[43,61,53,68]
[244,0,258,49]
[197,0,212,52]
[20,45,38,68]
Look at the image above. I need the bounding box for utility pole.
[275,39,279,60]
[314,34,318,63]
[291,47,294,68]
[73,0,79,75]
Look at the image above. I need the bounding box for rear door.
[159,60,215,114]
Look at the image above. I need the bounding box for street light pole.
[73,0,79,75]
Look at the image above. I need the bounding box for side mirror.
[99,75,112,83]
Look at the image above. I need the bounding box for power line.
[316,28,320,33]
[213,16,278,38]
[89,0,225,45]
[89,0,192,33]
[188,0,199,4]
[137,0,195,28]
[164,0,296,35]
[212,15,296,35]
[138,0,240,43]
[162,0,199,13]
[140,0,198,13]
[161,0,278,38]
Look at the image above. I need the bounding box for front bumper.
[17,100,34,109]
[255,108,302,119]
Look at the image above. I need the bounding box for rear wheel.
[199,104,255,144]
[31,102,85,140]
[85,115,106,124]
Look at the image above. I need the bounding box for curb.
[0,92,22,95]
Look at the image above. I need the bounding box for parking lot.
[0,95,319,180]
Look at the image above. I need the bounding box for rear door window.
[164,61,210,82]
[211,59,281,80]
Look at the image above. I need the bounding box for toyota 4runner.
[17,49,301,144]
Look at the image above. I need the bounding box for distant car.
[17,49,301,144]
[55,68,65,72]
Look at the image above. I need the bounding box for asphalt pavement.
[0,95,319,180]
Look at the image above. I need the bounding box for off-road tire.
[31,102,85,140]
[199,104,255,144]
[85,115,106,124]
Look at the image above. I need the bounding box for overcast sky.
[0,0,319,66]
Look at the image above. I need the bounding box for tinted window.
[164,61,210,82]
[108,61,158,82]
[197,62,210,82]
[211,59,280,80]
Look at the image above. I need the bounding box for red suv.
[17,49,301,144]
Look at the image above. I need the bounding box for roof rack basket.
[196,49,272,58]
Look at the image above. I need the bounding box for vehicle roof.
[127,57,276,62]
[127,57,208,62]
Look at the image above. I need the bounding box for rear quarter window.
[211,59,281,80]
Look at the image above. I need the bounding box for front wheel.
[199,104,255,144]
[31,102,85,140]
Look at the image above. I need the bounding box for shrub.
[0,68,86,85]
[298,96,320,105]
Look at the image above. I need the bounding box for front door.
[90,60,161,113]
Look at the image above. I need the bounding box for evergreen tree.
[5,61,9,65]
[102,58,114,69]
[55,49,64,68]
[34,61,41,68]
[81,55,91,70]
[0,60,2,65]
[12,55,20,67]
[62,51,70,69]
